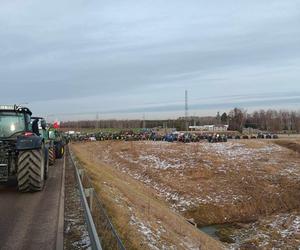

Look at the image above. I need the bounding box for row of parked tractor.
[0,105,67,192]
[70,130,279,143]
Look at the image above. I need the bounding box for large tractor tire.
[55,142,65,159]
[49,146,55,166]
[17,147,45,192]
[44,147,49,180]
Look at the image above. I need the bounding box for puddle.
[199,224,238,244]
[199,225,219,240]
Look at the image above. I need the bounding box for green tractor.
[48,128,66,160]
[0,105,49,192]
[39,126,56,166]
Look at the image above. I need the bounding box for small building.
[189,125,228,132]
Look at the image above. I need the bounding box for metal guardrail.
[70,150,102,250]
[69,148,126,250]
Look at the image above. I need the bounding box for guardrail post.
[78,169,84,182]
[85,188,94,212]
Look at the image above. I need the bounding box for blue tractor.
[0,105,49,192]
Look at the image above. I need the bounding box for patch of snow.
[139,154,183,170]
[130,214,167,250]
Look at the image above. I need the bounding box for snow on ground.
[81,140,300,249]
[138,154,183,170]
[95,140,300,212]
[202,141,282,160]
[91,140,300,216]
[129,211,176,250]
[65,216,91,249]
[129,212,200,250]
[271,213,300,239]
[228,212,300,249]
[279,162,300,179]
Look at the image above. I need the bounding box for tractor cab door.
[31,118,48,140]
[39,119,48,141]
[32,119,40,136]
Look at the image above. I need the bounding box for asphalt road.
[0,156,64,250]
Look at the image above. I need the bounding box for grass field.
[71,138,300,249]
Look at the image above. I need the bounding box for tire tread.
[17,149,44,192]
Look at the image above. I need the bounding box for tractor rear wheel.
[49,146,55,165]
[17,147,45,192]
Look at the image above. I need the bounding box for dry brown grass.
[71,142,224,250]
[274,140,300,154]
[71,139,300,248]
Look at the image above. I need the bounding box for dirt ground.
[71,139,300,249]
[64,150,90,250]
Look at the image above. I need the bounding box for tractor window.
[0,112,26,138]
[49,130,56,139]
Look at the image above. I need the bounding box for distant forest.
[61,108,300,133]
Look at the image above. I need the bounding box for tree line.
[226,108,300,133]
[61,108,300,133]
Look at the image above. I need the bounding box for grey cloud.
[0,0,300,118]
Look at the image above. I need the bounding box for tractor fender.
[16,135,43,151]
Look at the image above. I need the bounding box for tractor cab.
[0,105,32,139]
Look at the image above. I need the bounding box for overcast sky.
[1,0,300,121]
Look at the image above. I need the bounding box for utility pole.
[185,90,189,131]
